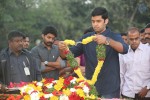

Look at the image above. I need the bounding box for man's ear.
[105,18,109,25]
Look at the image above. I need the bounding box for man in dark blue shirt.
[58,7,128,98]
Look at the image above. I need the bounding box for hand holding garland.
[63,36,106,85]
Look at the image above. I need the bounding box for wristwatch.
[44,61,49,66]
[105,37,110,45]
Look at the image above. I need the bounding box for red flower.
[40,96,47,100]
[84,82,91,89]
[52,90,62,96]
[74,86,82,89]
[64,50,69,55]
[73,67,79,70]
[16,95,23,100]
[69,92,84,100]
[8,81,28,88]
[23,93,28,96]
[99,58,105,61]
[8,82,14,88]
[64,76,73,86]
[17,81,28,87]
[62,85,67,89]
[6,95,15,100]
[44,78,54,84]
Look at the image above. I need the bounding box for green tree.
[0,0,150,50]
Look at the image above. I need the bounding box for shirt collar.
[145,43,150,46]
[8,48,24,56]
[101,27,111,36]
[129,42,144,52]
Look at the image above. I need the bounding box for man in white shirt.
[120,27,150,100]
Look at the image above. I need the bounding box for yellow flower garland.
[82,36,96,44]
[64,36,104,85]
[64,39,76,45]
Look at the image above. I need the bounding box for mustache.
[45,42,53,46]
[47,42,53,44]
[145,37,150,40]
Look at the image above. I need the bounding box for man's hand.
[138,86,149,97]
[58,41,68,51]
[93,35,107,45]
[59,67,73,77]
[58,41,69,59]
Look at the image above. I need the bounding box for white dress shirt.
[120,43,150,98]
[145,43,150,47]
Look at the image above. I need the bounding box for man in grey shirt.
[31,25,66,79]
[0,30,42,86]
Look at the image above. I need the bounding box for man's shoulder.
[0,48,8,55]
[141,43,150,51]
[22,49,31,54]
[82,32,95,38]
[110,32,121,38]
[31,44,42,51]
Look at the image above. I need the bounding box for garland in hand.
[64,36,106,85]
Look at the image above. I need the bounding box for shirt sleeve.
[60,59,67,68]
[114,34,129,54]
[31,47,44,71]
[119,54,126,93]
[34,57,42,81]
[146,47,150,88]
[31,47,41,60]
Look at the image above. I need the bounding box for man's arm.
[31,47,56,72]
[119,54,126,93]
[46,57,66,69]
[33,58,42,81]
[138,48,150,97]
[93,35,128,53]
[108,38,124,53]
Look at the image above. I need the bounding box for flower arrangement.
[0,94,23,100]
[20,76,98,100]
[17,36,105,100]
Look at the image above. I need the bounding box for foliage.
[96,45,106,60]
[66,51,78,69]
[0,0,150,50]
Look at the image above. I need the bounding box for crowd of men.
[0,7,150,99]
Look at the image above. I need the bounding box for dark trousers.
[122,94,150,100]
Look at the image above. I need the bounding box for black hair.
[145,23,150,28]
[121,33,127,36]
[91,7,108,20]
[42,25,57,37]
[140,28,145,33]
[7,30,25,41]
[22,33,30,40]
